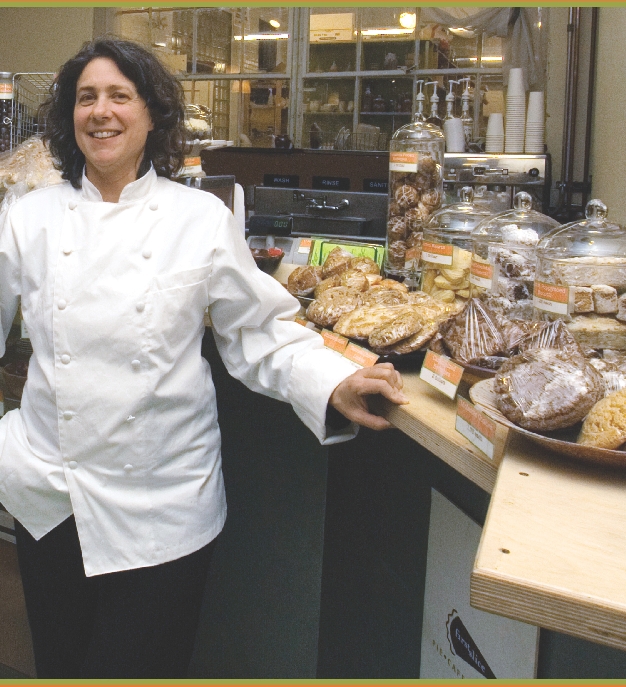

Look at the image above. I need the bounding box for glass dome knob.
[585,198,608,220]
[460,186,474,203]
[513,191,533,212]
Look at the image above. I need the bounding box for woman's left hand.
[329,363,409,431]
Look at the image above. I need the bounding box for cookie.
[577,388,626,449]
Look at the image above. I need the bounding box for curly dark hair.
[41,37,186,188]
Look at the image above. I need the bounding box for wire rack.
[11,73,55,150]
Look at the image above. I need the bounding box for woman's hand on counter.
[329,363,409,431]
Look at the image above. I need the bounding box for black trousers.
[15,516,216,678]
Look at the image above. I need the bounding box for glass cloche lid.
[472,191,560,246]
[536,198,625,259]
[425,186,493,236]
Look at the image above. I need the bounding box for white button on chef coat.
[63,247,73,255]
[61,354,71,365]
[0,168,358,577]
[142,248,152,259]
[131,359,141,370]
[136,302,145,312]
[58,299,67,310]
[68,201,77,210]
[149,202,158,211]
[123,464,133,472]
[63,411,73,421]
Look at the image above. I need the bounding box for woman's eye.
[113,92,130,102]
[78,93,95,104]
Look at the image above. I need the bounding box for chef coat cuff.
[289,347,359,445]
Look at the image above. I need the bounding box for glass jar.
[184,103,213,143]
[419,186,492,305]
[385,116,444,281]
[470,191,561,320]
[0,72,12,154]
[534,199,626,352]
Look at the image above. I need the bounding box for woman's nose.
[91,95,111,118]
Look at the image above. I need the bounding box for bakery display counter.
[377,369,626,653]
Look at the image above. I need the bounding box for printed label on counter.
[533,281,569,315]
[469,259,494,290]
[20,319,29,340]
[455,397,496,460]
[420,350,463,400]
[421,241,454,266]
[321,329,349,354]
[298,238,312,255]
[389,151,419,173]
[343,342,379,368]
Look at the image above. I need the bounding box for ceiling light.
[399,12,416,30]
[234,33,289,41]
[362,28,414,37]
[269,19,281,29]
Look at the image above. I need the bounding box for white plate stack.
[504,67,526,153]
[524,91,545,154]
[485,112,504,153]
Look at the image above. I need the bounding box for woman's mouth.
[90,131,120,139]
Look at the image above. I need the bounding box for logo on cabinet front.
[446,609,496,679]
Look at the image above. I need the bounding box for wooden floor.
[0,539,35,677]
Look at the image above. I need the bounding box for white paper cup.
[444,118,466,152]
[507,67,525,98]
[486,112,504,137]
[526,91,545,124]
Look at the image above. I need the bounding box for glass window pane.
[359,7,416,72]
[232,8,290,75]
[308,8,357,73]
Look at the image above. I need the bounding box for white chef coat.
[0,168,358,576]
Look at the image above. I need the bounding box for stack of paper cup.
[505,67,526,153]
[485,113,504,153]
[444,117,466,153]
[525,91,545,154]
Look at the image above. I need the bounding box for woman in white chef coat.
[0,38,408,678]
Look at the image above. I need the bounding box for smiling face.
[74,57,154,193]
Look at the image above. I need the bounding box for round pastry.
[395,184,420,210]
[313,274,342,299]
[306,286,363,328]
[404,207,423,232]
[421,188,441,208]
[418,155,437,177]
[494,348,605,432]
[369,308,423,349]
[287,265,323,296]
[387,240,407,268]
[349,256,380,275]
[406,231,423,249]
[322,246,354,278]
[340,269,370,292]
[387,216,407,242]
[388,200,403,218]
[362,287,409,307]
[577,388,626,449]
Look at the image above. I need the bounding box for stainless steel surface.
[11,73,55,150]
[443,153,549,212]
[253,186,387,239]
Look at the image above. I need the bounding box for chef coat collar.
[80,166,158,204]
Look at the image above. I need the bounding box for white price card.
[420,350,464,400]
[533,281,569,315]
[455,396,497,460]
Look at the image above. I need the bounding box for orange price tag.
[420,350,464,399]
[321,329,349,354]
[343,342,379,368]
[421,241,454,266]
[469,259,494,289]
[533,280,569,315]
[389,151,419,173]
[298,238,313,254]
[184,156,201,166]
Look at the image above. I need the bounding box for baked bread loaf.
[368,308,423,349]
[340,269,370,292]
[577,388,626,449]
[333,304,411,340]
[287,265,323,296]
[349,256,380,275]
[494,348,604,432]
[306,287,363,328]
[362,287,409,307]
[313,274,342,298]
[322,247,354,278]
[371,321,439,356]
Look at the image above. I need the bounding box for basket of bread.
[287,246,463,360]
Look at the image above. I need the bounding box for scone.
[287,265,323,297]
[577,388,626,449]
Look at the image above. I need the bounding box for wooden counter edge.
[470,567,626,652]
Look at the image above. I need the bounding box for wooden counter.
[380,369,626,653]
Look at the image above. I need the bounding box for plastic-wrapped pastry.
[368,308,423,349]
[322,247,354,278]
[306,287,363,328]
[287,265,323,297]
[339,269,370,292]
[438,298,504,365]
[333,304,412,340]
[494,348,604,432]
